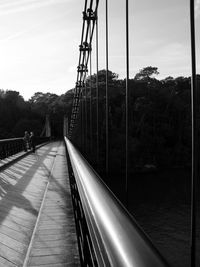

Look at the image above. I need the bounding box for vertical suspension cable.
[96,3,99,168]
[190,0,197,266]
[83,81,87,154]
[89,23,93,157]
[105,0,109,177]
[85,77,88,155]
[81,89,85,151]
[125,0,130,207]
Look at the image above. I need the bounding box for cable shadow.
[0,142,60,232]
[31,145,77,256]
[40,153,70,197]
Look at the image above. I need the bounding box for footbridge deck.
[0,141,80,267]
[0,139,169,267]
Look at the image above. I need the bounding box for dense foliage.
[0,89,73,139]
[72,67,200,176]
[1,66,199,175]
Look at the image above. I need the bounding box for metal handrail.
[0,137,23,143]
[65,137,169,267]
[0,137,49,161]
[0,136,49,144]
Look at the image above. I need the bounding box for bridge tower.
[40,114,51,138]
[45,114,51,137]
[63,115,69,137]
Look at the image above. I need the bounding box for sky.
[97,0,200,79]
[0,0,199,100]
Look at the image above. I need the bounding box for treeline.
[72,67,200,175]
[1,66,199,174]
[0,90,73,139]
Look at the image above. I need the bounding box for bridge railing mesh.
[0,137,49,161]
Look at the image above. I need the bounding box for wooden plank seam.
[22,144,59,267]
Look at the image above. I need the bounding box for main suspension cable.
[69,0,99,143]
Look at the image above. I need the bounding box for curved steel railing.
[65,137,170,267]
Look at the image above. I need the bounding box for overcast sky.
[0,0,199,100]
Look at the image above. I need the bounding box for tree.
[29,92,58,116]
[134,66,159,81]
[13,119,43,137]
[87,69,118,84]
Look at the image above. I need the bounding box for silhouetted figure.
[30,132,36,153]
[23,131,30,152]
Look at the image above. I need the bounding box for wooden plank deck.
[0,141,80,267]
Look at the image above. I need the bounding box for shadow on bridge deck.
[0,141,80,267]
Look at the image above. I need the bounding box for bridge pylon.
[45,114,51,137]
[63,115,69,137]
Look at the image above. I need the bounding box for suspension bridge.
[0,0,199,266]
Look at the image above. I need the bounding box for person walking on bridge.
[23,131,30,152]
[30,131,36,153]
